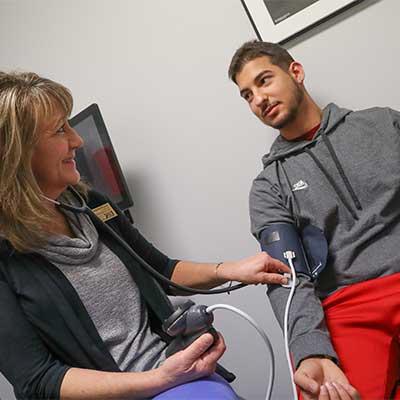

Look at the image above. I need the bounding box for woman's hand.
[157,332,226,389]
[217,252,291,285]
[295,358,361,400]
[60,333,225,399]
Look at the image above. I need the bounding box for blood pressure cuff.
[259,223,328,280]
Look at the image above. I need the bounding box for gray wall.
[0,0,397,398]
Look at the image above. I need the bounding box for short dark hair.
[228,40,295,83]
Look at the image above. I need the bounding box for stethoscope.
[43,186,247,295]
[43,187,277,400]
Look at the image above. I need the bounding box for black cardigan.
[0,191,179,399]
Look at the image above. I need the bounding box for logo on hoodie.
[292,180,309,192]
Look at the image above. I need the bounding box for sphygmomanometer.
[260,223,328,399]
[43,187,328,400]
[260,223,328,281]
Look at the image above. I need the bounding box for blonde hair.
[0,71,87,252]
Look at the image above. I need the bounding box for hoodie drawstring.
[321,132,362,211]
[304,147,359,221]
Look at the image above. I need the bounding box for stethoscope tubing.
[56,187,247,295]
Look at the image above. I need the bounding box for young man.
[229,40,400,400]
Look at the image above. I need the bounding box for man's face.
[235,56,304,130]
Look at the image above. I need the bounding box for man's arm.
[250,175,337,364]
[250,176,360,398]
[268,277,338,365]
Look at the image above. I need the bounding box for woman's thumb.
[182,333,214,361]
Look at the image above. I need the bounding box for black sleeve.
[88,190,180,292]
[115,210,180,281]
[0,274,70,399]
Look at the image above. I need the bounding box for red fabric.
[296,124,320,141]
[298,273,400,399]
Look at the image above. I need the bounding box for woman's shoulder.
[0,238,15,260]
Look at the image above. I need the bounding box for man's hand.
[218,252,291,285]
[295,358,360,400]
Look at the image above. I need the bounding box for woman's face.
[31,106,84,198]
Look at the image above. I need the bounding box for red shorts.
[318,273,400,399]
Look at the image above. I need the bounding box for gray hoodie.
[250,103,400,366]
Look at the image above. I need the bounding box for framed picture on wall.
[240,0,362,44]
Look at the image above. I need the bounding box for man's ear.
[288,61,305,84]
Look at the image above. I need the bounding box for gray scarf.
[38,191,99,265]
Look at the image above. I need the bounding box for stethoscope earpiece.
[41,186,88,214]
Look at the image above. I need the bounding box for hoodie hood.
[262,103,352,167]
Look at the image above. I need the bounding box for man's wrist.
[300,354,339,366]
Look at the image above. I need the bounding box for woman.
[0,71,289,400]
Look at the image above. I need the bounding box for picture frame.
[240,0,362,44]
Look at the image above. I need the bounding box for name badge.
[92,203,118,222]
